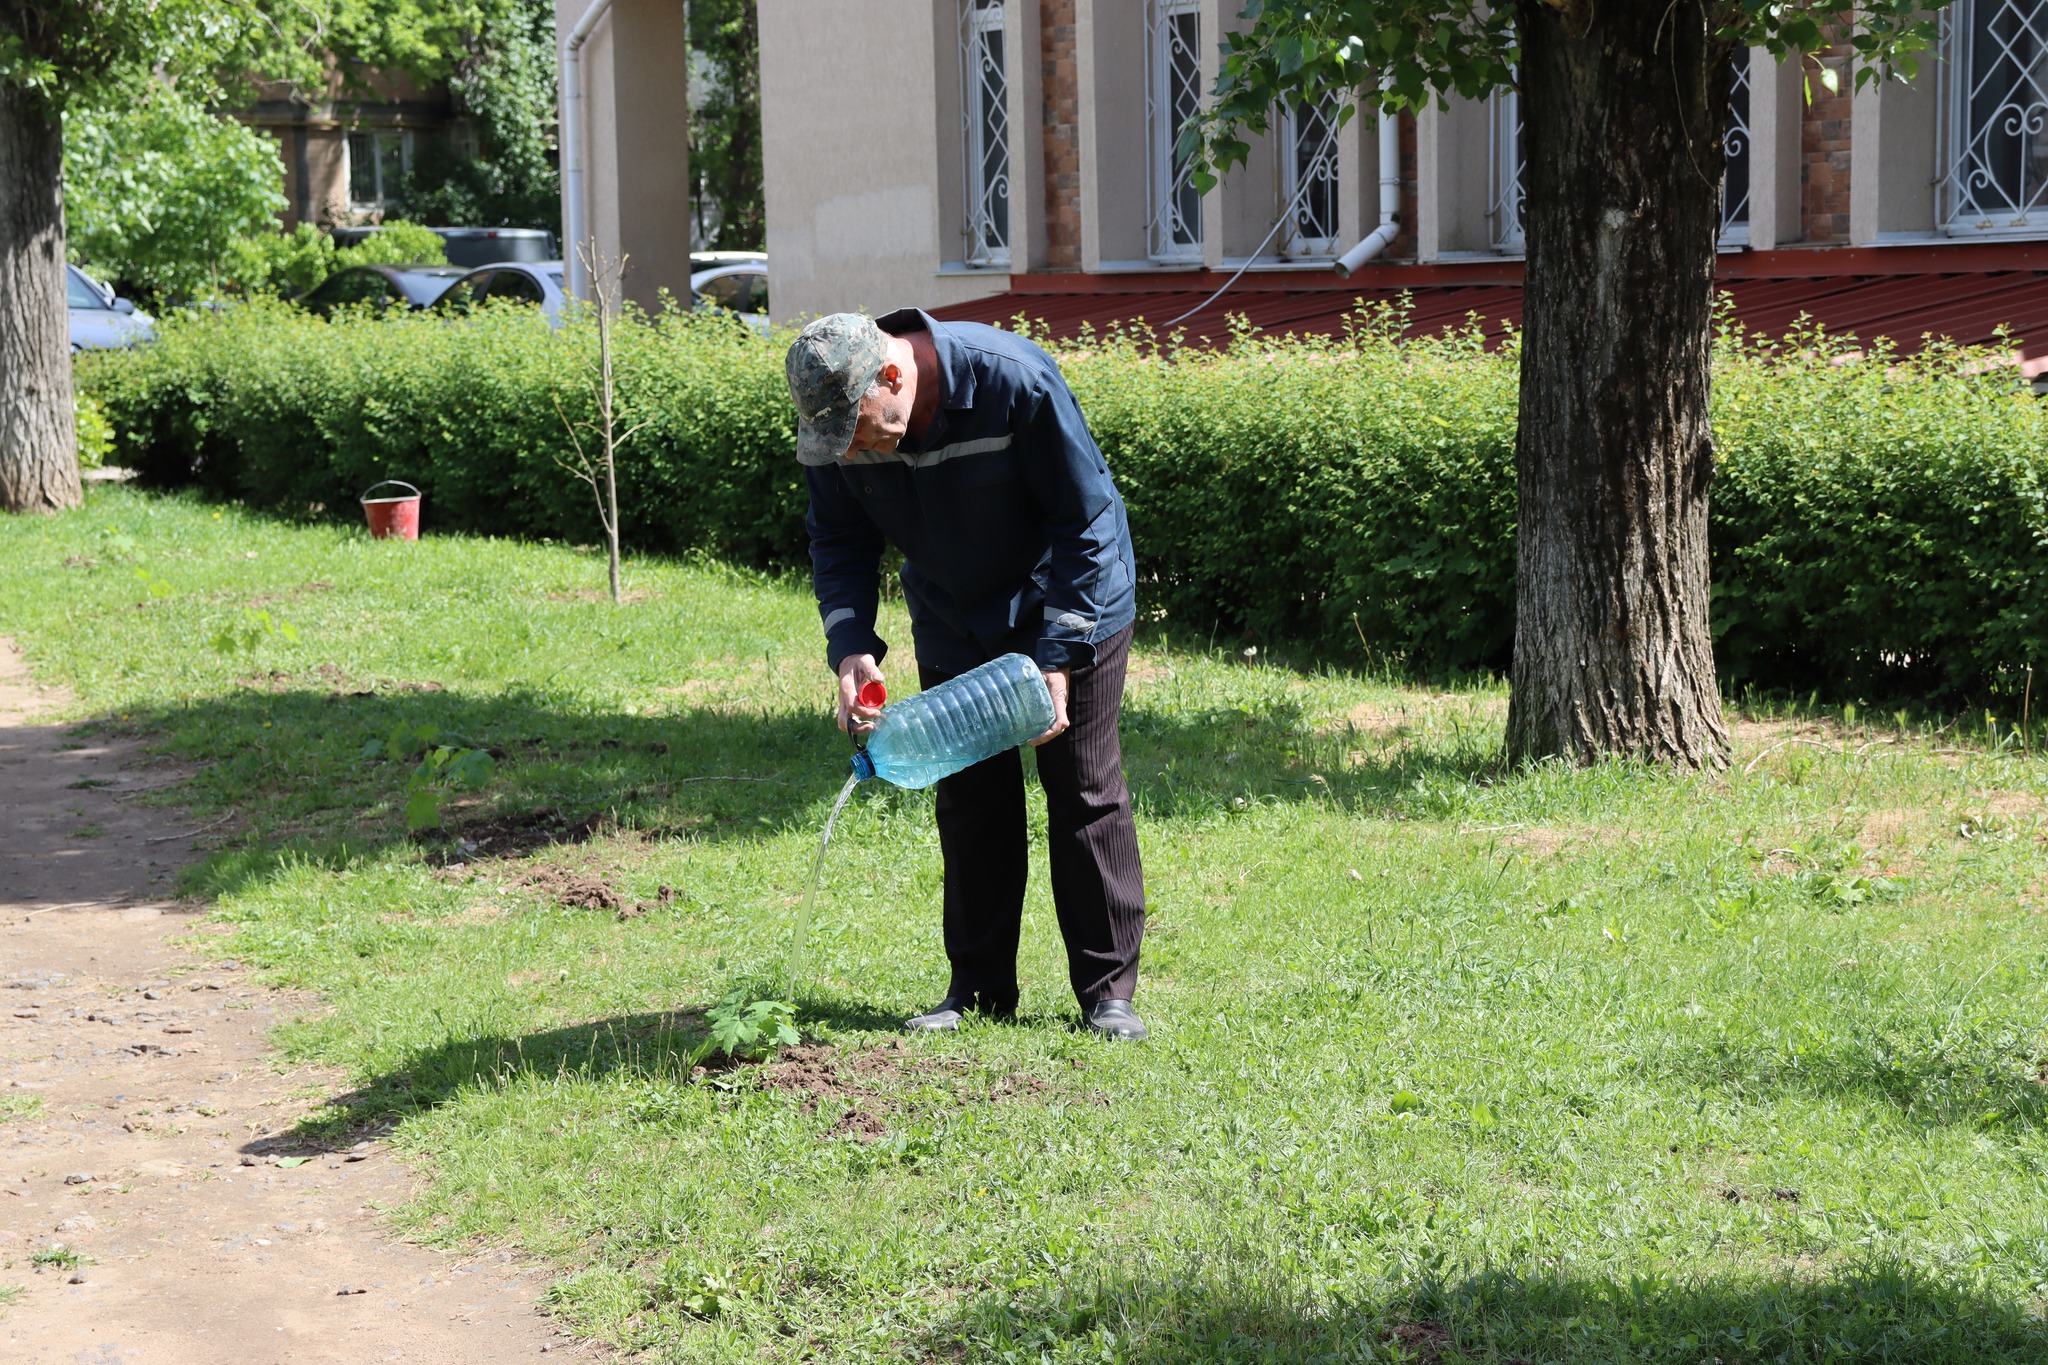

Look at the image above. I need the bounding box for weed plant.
[4,489,2048,1361]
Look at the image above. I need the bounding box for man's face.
[845,363,911,456]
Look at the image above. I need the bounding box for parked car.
[689,262,770,335]
[332,225,557,268]
[690,250,766,271]
[293,265,467,317]
[433,261,568,326]
[67,264,152,351]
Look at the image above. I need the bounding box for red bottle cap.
[856,679,887,709]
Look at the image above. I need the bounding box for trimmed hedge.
[79,299,2048,701]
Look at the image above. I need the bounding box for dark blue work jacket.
[805,308,1138,676]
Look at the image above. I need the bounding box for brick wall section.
[1801,48,1852,243]
[1040,0,1081,270]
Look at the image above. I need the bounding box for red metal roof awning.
[927,240,2048,376]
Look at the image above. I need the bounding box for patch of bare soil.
[492,866,675,922]
[244,580,336,609]
[1500,826,1629,861]
[729,1042,1054,1143]
[437,808,602,861]
[1388,1320,1454,1363]
[546,589,659,606]
[0,639,572,1363]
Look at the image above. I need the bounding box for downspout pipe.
[1333,78,1401,278]
[561,0,618,303]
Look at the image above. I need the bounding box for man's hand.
[837,653,885,737]
[1028,668,1070,747]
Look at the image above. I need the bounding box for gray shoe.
[904,991,1017,1033]
[1084,998,1147,1042]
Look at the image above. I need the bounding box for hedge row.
[78,298,2048,700]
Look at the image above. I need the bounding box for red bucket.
[360,480,422,540]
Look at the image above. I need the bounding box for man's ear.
[877,361,902,390]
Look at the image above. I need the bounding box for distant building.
[738,0,2048,373]
[239,70,466,229]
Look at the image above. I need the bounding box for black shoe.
[904,990,1017,1033]
[1084,998,1148,1042]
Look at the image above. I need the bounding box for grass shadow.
[284,986,920,1144]
[929,1260,2048,1362]
[84,676,1511,901]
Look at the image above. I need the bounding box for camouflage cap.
[785,313,889,465]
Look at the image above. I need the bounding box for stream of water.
[787,773,860,991]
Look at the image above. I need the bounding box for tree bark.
[1504,0,1731,767]
[0,82,79,514]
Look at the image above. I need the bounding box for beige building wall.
[758,0,1012,322]
[738,4,2039,305]
[556,0,693,309]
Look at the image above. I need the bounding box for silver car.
[68,265,152,351]
[433,261,568,326]
[689,262,770,335]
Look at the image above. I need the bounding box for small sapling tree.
[696,991,800,1066]
[553,244,648,605]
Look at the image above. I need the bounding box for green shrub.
[74,392,114,471]
[220,221,450,299]
[221,224,337,299]
[338,222,450,268]
[75,300,2048,702]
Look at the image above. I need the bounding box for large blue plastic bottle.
[851,653,1056,790]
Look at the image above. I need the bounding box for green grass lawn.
[6,487,2048,1363]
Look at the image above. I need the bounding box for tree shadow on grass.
[81,679,1504,900]
[1646,1029,2048,1136]
[288,987,928,1142]
[928,1260,2048,1363]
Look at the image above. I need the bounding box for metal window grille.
[960,0,1010,267]
[1488,88,1526,253]
[1145,0,1203,262]
[1491,59,1754,254]
[347,132,378,206]
[346,131,409,209]
[1939,0,2048,234]
[1278,98,1340,258]
[1723,48,1753,241]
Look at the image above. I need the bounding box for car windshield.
[392,272,463,306]
[66,270,105,310]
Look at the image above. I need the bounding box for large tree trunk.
[1504,0,1730,767]
[0,82,80,515]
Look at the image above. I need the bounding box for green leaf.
[404,786,443,832]
[1389,1089,1424,1115]
[1274,35,1306,78]
[275,1156,311,1169]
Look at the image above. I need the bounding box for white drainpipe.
[561,0,618,303]
[1334,78,1402,278]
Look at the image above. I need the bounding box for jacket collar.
[875,308,978,453]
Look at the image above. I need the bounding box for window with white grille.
[960,0,1010,267]
[1723,49,1753,241]
[1146,0,1203,262]
[1939,0,2048,234]
[1489,89,1525,253]
[1279,98,1340,258]
[1491,59,1754,254]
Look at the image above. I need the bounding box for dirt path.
[0,639,573,1362]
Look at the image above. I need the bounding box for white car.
[68,265,152,351]
[689,262,770,335]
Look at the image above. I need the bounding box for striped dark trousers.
[917,625,1145,1007]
